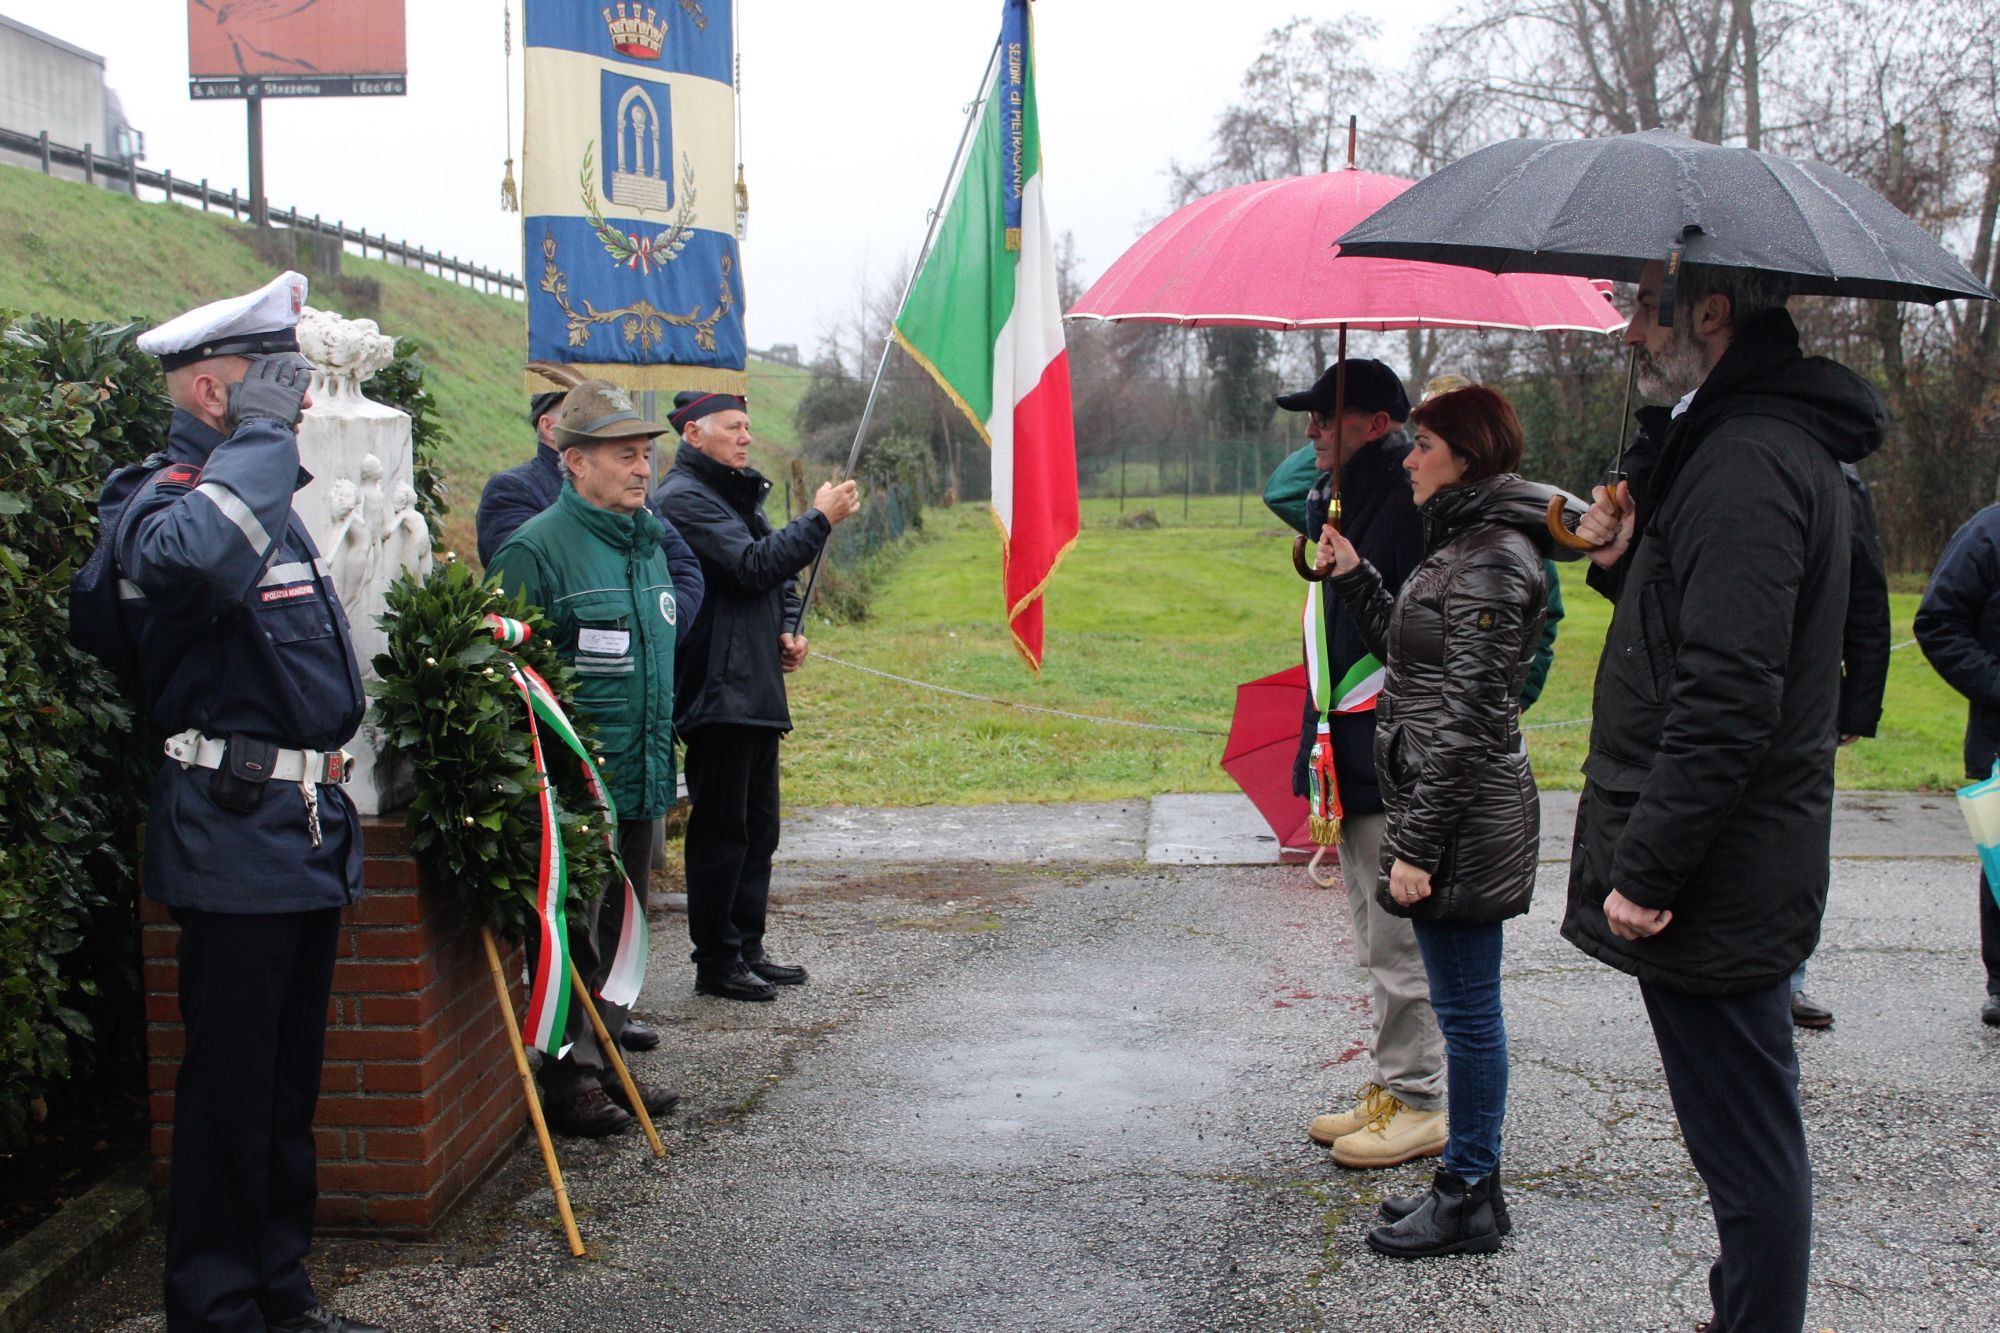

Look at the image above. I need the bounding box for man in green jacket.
[489,381,682,1138]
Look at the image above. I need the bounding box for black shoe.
[695,964,778,1002]
[543,1081,632,1137]
[618,1019,661,1052]
[603,1075,680,1117]
[1790,992,1834,1029]
[268,1308,389,1333]
[745,955,809,986]
[1365,1168,1502,1259]
[1382,1163,1512,1235]
[1983,993,2000,1027]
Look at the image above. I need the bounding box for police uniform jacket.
[109,409,366,912]
[488,483,680,822]
[474,440,706,631]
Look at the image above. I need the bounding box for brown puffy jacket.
[1331,474,1570,923]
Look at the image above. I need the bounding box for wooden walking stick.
[480,926,586,1257]
[569,963,665,1159]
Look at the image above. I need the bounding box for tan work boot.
[1329,1094,1447,1169]
[1308,1082,1387,1145]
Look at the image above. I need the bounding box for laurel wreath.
[579,142,699,272]
[538,229,734,354]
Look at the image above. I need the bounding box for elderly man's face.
[1625,261,1711,403]
[689,409,753,470]
[565,437,654,515]
[1306,407,1391,474]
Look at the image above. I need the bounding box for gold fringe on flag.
[1004,227,1022,252]
[1308,814,1342,846]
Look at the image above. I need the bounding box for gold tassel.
[733,165,749,241]
[501,158,520,213]
[1308,814,1342,846]
[1004,227,1022,252]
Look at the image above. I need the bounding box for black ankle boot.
[1381,1163,1511,1235]
[1365,1167,1502,1258]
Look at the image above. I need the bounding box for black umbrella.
[1335,128,1995,308]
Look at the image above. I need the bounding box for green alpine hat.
[553,380,671,448]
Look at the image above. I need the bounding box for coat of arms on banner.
[522,0,746,393]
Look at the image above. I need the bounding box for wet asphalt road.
[51,796,2000,1333]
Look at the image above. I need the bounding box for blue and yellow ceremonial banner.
[522,1,745,394]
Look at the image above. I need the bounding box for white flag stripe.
[984,170,1067,534]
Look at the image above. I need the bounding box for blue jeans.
[1411,917,1507,1179]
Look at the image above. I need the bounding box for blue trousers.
[1410,917,1507,1179]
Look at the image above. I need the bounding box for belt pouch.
[209,734,279,812]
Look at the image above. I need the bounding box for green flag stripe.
[893,59,1016,433]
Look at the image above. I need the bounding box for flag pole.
[792,37,1003,636]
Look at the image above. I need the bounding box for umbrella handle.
[1546,494,1599,551]
[1306,844,1340,888]
[1292,534,1336,582]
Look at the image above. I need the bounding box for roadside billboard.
[187,0,407,100]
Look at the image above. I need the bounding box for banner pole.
[791,38,1002,636]
[481,927,585,1256]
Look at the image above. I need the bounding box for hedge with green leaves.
[371,560,616,942]
[0,317,165,1146]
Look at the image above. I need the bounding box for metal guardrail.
[0,126,525,300]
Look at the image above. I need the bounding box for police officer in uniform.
[93,273,387,1332]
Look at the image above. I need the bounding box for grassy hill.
[0,164,807,557]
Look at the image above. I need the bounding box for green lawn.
[783,501,1967,805]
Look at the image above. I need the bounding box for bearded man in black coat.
[1564,262,1885,1333]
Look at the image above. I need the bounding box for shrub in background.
[0,317,166,1147]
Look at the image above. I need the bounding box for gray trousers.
[1337,812,1446,1110]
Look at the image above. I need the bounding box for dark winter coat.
[1838,464,1890,740]
[1915,502,2000,777]
[1561,308,1887,996]
[474,440,705,634]
[1286,435,1427,816]
[1330,475,1557,923]
[650,442,831,735]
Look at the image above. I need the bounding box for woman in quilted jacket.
[1317,383,1574,1259]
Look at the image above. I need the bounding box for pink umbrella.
[1067,168,1626,334]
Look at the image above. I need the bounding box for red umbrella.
[1067,168,1625,334]
[1221,664,1318,862]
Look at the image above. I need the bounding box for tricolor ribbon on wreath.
[1302,582,1384,847]
[484,613,649,1056]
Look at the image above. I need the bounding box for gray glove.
[226,352,314,431]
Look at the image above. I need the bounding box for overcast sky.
[3,1,1452,353]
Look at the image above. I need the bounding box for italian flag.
[892,0,1079,670]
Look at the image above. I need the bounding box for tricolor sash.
[485,613,650,1055]
[1302,580,1383,846]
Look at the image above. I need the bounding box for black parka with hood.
[1330,475,1572,924]
[1561,308,1887,996]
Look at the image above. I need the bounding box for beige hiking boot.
[1329,1094,1447,1169]
[1308,1082,1388,1145]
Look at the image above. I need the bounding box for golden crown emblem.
[602,4,666,59]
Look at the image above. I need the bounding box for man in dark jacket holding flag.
[1267,360,1447,1171]
[1565,262,1885,1333]
[653,391,858,1002]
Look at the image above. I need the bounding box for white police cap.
[138,270,309,371]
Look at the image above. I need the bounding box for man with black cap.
[652,389,859,1000]
[74,272,385,1331]
[1270,359,1450,1171]
[488,381,687,1135]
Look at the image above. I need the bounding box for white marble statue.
[294,306,425,815]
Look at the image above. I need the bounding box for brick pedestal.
[141,817,528,1236]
